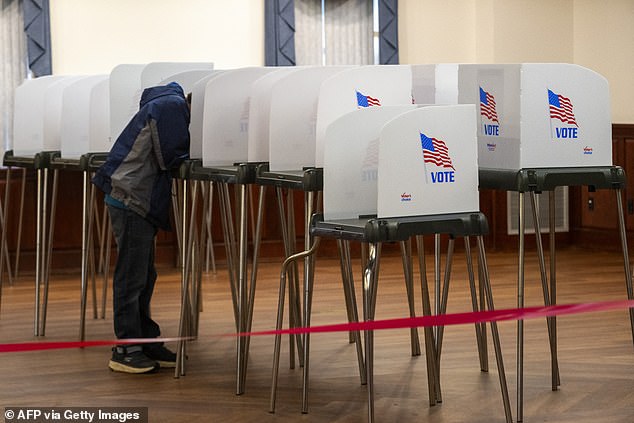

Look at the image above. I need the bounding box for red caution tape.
[1,300,633,353]
[236,299,634,337]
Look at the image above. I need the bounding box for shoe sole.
[109,360,158,374]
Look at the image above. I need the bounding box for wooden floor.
[1,247,633,422]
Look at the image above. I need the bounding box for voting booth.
[323,105,417,220]
[200,66,273,165]
[201,67,274,166]
[445,63,630,423]
[378,105,480,218]
[440,63,612,170]
[315,65,413,167]
[268,66,351,171]
[13,76,72,156]
[189,71,225,159]
[271,104,512,423]
[60,75,110,158]
[247,67,301,163]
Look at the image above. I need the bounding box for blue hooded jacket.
[92,82,190,230]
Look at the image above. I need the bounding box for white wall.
[49,0,633,122]
[573,0,634,124]
[398,0,633,123]
[399,0,573,63]
[399,0,477,64]
[50,0,265,74]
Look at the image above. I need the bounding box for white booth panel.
[61,75,109,158]
[13,76,67,156]
[520,63,611,168]
[141,62,214,90]
[109,62,213,144]
[315,65,413,167]
[44,76,88,153]
[435,63,460,105]
[268,66,351,172]
[202,67,275,167]
[377,105,479,218]
[109,64,144,144]
[189,71,226,159]
[157,69,217,97]
[89,78,111,154]
[456,63,611,170]
[411,64,436,105]
[247,67,301,163]
[323,105,417,220]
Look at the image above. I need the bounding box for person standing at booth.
[93,82,190,373]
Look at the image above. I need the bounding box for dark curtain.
[378,0,398,64]
[22,0,51,76]
[265,0,296,66]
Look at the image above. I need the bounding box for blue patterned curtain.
[22,0,51,76]
[378,0,398,64]
[265,0,296,66]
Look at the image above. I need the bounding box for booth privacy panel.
[377,104,479,218]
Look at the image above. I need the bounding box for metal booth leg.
[363,242,380,423]
[517,191,526,422]
[476,235,513,423]
[400,239,422,357]
[464,236,488,372]
[239,185,266,394]
[15,168,27,279]
[269,238,320,413]
[34,167,49,336]
[614,188,634,343]
[301,190,316,413]
[433,237,455,396]
[415,235,439,406]
[0,166,14,290]
[79,171,91,340]
[528,191,560,391]
[274,187,303,370]
[338,239,366,384]
[236,182,249,395]
[175,177,190,378]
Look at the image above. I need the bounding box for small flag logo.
[420,133,455,170]
[356,90,381,108]
[479,87,499,123]
[548,89,578,126]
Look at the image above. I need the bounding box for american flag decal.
[420,133,455,170]
[479,87,499,123]
[356,90,381,108]
[548,89,578,126]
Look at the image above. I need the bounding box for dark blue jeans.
[107,204,162,349]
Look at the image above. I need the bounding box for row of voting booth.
[3,61,633,423]
[7,62,614,171]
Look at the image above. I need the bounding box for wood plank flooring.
[1,247,633,422]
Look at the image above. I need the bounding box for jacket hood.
[139,82,185,108]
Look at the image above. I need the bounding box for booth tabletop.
[47,152,109,172]
[255,163,323,192]
[182,160,261,185]
[478,166,626,192]
[311,211,489,243]
[3,150,60,169]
